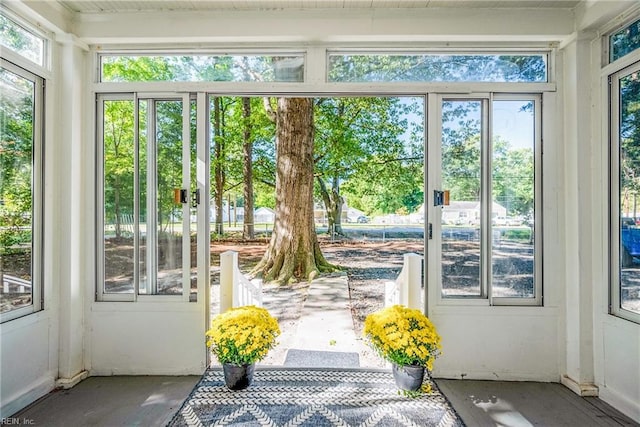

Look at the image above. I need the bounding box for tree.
[212,97,225,235]
[251,98,336,284]
[0,68,34,254]
[103,100,135,238]
[314,97,423,230]
[620,70,640,217]
[441,101,482,201]
[492,137,534,217]
[242,97,255,239]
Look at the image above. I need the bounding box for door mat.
[284,349,361,368]
[168,367,465,426]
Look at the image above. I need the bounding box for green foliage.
[95,55,542,230]
[492,138,534,217]
[328,54,546,83]
[620,71,640,217]
[0,13,42,63]
[102,56,177,82]
[442,100,482,201]
[1,67,34,254]
[610,19,640,62]
[442,100,535,217]
[329,97,424,216]
[502,229,533,241]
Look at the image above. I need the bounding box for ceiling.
[57,0,583,13]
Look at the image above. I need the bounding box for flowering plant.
[206,305,280,365]
[363,305,441,370]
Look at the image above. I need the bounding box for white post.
[385,281,396,307]
[405,253,423,311]
[220,250,237,313]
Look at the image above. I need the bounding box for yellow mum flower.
[206,305,280,365]
[363,305,441,369]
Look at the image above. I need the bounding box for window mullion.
[147,100,158,295]
[133,94,141,300]
[484,97,493,303]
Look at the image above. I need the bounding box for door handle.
[433,190,450,206]
[174,188,189,204]
[191,189,200,208]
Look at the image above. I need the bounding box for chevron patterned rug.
[168,367,465,427]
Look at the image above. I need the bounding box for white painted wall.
[89,304,207,375]
[598,318,640,420]
[431,308,560,381]
[560,34,599,396]
[0,313,57,417]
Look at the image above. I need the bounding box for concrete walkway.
[259,272,385,368]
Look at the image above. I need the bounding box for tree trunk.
[317,176,345,236]
[213,97,224,235]
[242,97,255,240]
[252,98,336,284]
[114,175,122,238]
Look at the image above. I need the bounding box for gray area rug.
[168,367,465,426]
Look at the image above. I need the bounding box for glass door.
[98,93,196,301]
[427,94,540,306]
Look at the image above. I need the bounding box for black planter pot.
[392,363,425,391]
[222,363,255,390]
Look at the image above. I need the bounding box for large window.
[0,10,46,67]
[609,18,640,63]
[100,54,304,83]
[328,53,547,83]
[97,49,548,308]
[98,94,197,301]
[611,61,640,323]
[0,59,44,321]
[440,95,540,304]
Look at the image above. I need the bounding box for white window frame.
[96,92,193,303]
[609,59,640,324]
[0,7,50,73]
[0,59,44,323]
[430,93,542,307]
[93,45,554,307]
[490,93,543,306]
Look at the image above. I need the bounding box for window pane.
[328,54,547,83]
[103,99,135,294]
[610,19,640,63]
[101,55,304,83]
[441,100,482,297]
[492,100,536,298]
[153,100,183,295]
[0,13,44,66]
[0,66,34,312]
[619,70,640,315]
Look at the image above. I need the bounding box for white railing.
[384,253,423,310]
[2,274,32,294]
[219,250,263,313]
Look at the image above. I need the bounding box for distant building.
[416,201,507,225]
[254,207,276,223]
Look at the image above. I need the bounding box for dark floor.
[7,375,639,427]
[437,379,639,427]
